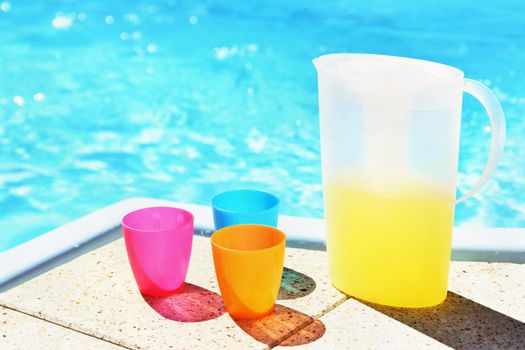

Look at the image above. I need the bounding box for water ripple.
[1,0,524,247]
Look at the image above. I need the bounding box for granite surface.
[0,231,345,349]
[0,306,122,350]
[1,230,524,349]
[274,298,451,349]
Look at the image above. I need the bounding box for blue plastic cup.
[212,189,280,230]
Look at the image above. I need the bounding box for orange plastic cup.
[211,224,286,319]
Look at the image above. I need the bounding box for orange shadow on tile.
[280,318,326,347]
[234,304,325,347]
[278,267,316,300]
[143,283,226,322]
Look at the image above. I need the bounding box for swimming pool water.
[1,0,524,251]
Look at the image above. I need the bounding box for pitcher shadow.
[363,291,525,350]
[278,267,316,300]
[234,304,326,347]
[143,283,226,322]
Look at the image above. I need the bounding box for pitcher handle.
[456,79,506,204]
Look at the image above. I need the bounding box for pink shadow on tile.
[143,283,226,322]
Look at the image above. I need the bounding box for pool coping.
[1,197,524,290]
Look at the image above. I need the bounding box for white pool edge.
[1,197,524,288]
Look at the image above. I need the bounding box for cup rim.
[210,224,286,254]
[211,189,280,214]
[121,206,194,234]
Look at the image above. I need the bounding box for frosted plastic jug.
[313,54,506,307]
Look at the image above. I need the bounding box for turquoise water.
[1,0,524,251]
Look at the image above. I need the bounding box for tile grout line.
[264,317,313,350]
[1,304,132,350]
[269,295,350,349]
[312,295,350,319]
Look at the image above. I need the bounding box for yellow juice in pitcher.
[324,178,455,307]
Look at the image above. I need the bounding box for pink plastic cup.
[122,206,194,296]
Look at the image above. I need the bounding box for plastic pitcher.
[313,54,506,307]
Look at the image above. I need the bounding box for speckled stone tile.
[448,262,525,321]
[2,229,524,349]
[0,236,265,349]
[0,306,122,350]
[274,298,449,349]
[0,232,342,349]
[277,247,346,317]
[188,235,344,319]
[275,261,525,349]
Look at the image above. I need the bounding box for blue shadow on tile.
[278,267,316,300]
